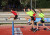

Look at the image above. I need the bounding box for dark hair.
[33,8,36,13]
[11,8,15,11]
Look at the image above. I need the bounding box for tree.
[21,0,37,8]
[37,0,50,8]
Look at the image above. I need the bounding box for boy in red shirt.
[8,9,19,20]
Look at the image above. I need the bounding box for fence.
[0,12,50,23]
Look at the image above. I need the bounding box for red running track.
[0,26,50,35]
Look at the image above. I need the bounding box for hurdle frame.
[12,21,14,35]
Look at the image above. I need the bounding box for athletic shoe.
[43,28,47,30]
[36,29,39,31]
[30,27,34,31]
[33,28,37,32]
[47,29,50,31]
[18,18,20,20]
[17,18,20,20]
[5,18,8,21]
[30,27,36,31]
[27,22,31,25]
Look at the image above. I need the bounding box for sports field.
[0,0,50,35]
[0,23,50,35]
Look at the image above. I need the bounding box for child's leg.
[8,15,15,19]
[37,21,41,29]
[43,23,49,29]
[25,16,31,21]
[31,20,34,28]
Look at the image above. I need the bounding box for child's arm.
[5,12,11,14]
[17,12,19,15]
[36,14,39,18]
[44,15,45,18]
[23,9,26,14]
[31,9,36,13]
[8,12,11,13]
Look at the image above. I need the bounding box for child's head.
[11,10,13,12]
[11,8,15,12]
[38,9,42,13]
[27,8,30,11]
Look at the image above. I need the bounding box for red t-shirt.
[33,13,36,16]
[33,13,36,20]
[11,11,17,15]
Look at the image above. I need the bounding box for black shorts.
[40,20,45,23]
[14,15,18,19]
[30,16,35,21]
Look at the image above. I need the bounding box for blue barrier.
[12,21,14,35]
[44,18,50,22]
[29,18,50,22]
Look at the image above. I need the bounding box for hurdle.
[12,21,14,35]
[12,21,23,35]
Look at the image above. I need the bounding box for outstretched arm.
[5,12,11,14]
[31,9,36,14]
[23,9,26,14]
[8,12,11,13]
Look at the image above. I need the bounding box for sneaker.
[30,28,36,31]
[33,28,37,32]
[33,29,37,32]
[19,18,20,20]
[36,29,39,31]
[44,28,47,30]
[30,27,34,31]
[5,18,8,21]
[27,22,31,25]
[47,29,50,31]
[29,23,32,25]
[17,18,20,20]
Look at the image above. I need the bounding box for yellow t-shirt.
[26,11,34,16]
[39,13,45,21]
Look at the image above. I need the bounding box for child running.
[28,9,36,25]
[24,8,36,32]
[36,9,50,31]
[8,9,19,20]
